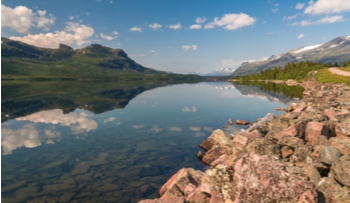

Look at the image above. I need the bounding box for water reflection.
[1,81,303,203]
[16,109,98,134]
[1,124,61,155]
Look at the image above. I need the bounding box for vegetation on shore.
[234,60,350,86]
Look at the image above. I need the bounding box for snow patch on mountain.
[293,44,322,53]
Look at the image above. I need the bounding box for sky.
[1,0,350,74]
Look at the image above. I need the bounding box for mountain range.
[232,35,350,77]
[1,37,203,81]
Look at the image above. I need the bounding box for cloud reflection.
[182,106,197,112]
[170,127,182,132]
[1,124,61,155]
[16,109,98,134]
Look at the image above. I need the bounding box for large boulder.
[233,153,318,203]
[305,122,329,146]
[319,146,342,165]
[331,154,350,187]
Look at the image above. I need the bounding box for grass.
[315,68,350,86]
[339,67,350,72]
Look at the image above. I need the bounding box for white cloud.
[150,50,157,56]
[1,124,61,155]
[110,1,113,3]
[182,45,197,51]
[167,23,181,30]
[16,109,98,134]
[204,13,256,30]
[133,125,144,129]
[112,31,119,36]
[170,127,182,132]
[297,33,305,38]
[304,0,350,14]
[104,117,116,124]
[284,14,301,20]
[100,33,114,40]
[221,59,241,68]
[182,106,197,112]
[9,22,94,48]
[148,23,162,30]
[189,24,202,29]
[189,126,201,131]
[195,17,207,24]
[295,3,305,10]
[272,8,279,12]
[130,27,143,32]
[292,15,346,26]
[1,4,55,33]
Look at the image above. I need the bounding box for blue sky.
[2,0,350,74]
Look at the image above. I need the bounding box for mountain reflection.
[1,81,190,122]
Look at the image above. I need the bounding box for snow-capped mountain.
[232,35,350,77]
[204,67,235,76]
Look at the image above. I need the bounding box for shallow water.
[1,81,301,203]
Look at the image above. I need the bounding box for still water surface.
[1,81,301,203]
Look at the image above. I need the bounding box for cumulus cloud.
[133,125,144,129]
[130,27,143,32]
[167,23,181,30]
[204,13,256,30]
[16,109,98,134]
[149,23,162,30]
[182,45,197,51]
[182,106,197,112]
[284,14,301,20]
[272,8,279,12]
[1,124,61,155]
[149,126,163,133]
[304,0,350,14]
[189,127,201,131]
[100,33,114,40]
[104,117,116,124]
[195,17,207,24]
[295,3,305,10]
[1,4,55,33]
[297,33,305,38]
[9,22,94,48]
[291,15,345,26]
[170,127,182,132]
[189,24,202,29]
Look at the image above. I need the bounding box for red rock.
[336,108,349,116]
[275,108,286,111]
[274,123,300,140]
[334,118,350,139]
[330,137,350,155]
[199,129,232,152]
[136,184,156,197]
[293,105,307,113]
[236,120,251,125]
[305,122,329,146]
[281,146,293,158]
[310,145,322,157]
[233,153,318,203]
[138,198,185,203]
[158,168,203,198]
[298,190,317,203]
[227,118,233,125]
[233,130,261,150]
[324,109,335,118]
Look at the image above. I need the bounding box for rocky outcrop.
[140,82,350,203]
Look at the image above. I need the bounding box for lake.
[1,81,303,203]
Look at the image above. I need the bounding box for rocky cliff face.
[139,81,350,203]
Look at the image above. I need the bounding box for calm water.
[1,81,301,203]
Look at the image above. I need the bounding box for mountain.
[204,68,235,76]
[1,37,203,81]
[232,35,350,77]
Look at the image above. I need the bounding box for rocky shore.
[139,81,350,203]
